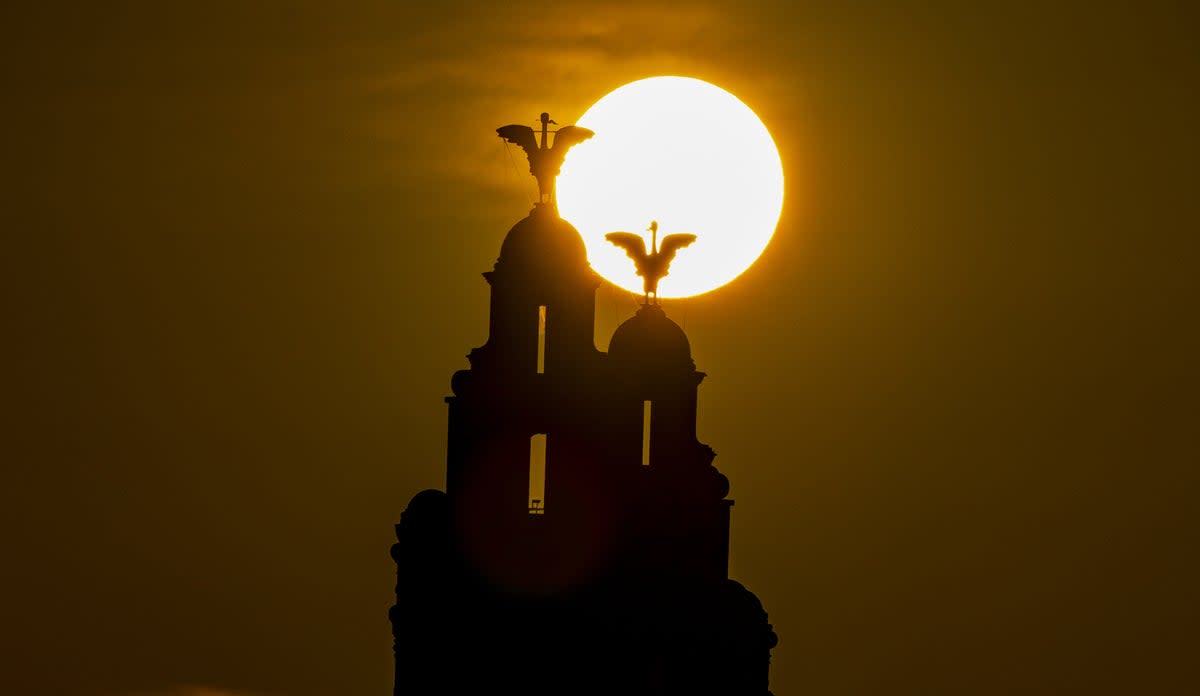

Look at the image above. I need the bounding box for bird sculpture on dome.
[606,221,697,304]
[497,112,594,209]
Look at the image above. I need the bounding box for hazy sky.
[3,2,1198,695]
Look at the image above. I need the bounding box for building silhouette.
[390,116,777,695]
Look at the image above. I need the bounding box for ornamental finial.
[605,221,698,304]
[497,113,594,209]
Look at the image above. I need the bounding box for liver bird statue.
[606,221,697,304]
[497,112,594,208]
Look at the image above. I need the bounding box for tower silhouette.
[390,114,777,695]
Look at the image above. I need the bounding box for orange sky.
[3,2,1198,695]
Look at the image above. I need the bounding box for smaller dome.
[608,304,692,370]
[497,203,588,272]
[401,489,448,528]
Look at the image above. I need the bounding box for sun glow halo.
[557,77,784,298]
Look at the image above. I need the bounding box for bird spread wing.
[605,232,649,268]
[656,234,698,266]
[496,125,538,157]
[550,125,595,154]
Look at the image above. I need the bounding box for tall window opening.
[536,305,547,374]
[529,433,547,514]
[642,400,652,466]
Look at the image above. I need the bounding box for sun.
[557,76,784,299]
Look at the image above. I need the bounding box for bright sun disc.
[557,76,783,298]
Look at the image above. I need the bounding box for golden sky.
[3,2,1198,695]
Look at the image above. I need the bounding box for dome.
[608,304,693,370]
[400,489,448,528]
[497,203,588,272]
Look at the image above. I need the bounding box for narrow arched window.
[536,305,547,374]
[529,433,547,514]
[642,400,652,466]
